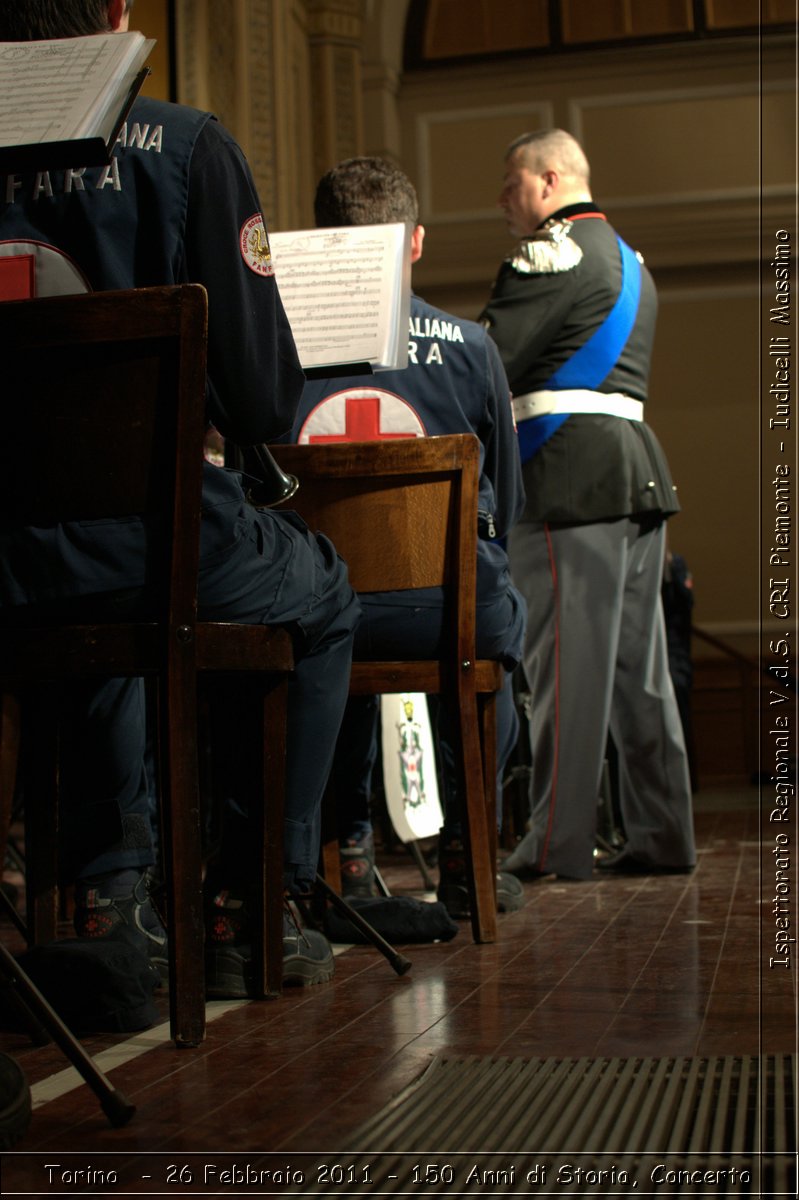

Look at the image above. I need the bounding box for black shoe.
[205,891,335,999]
[437,842,524,918]
[500,829,538,876]
[74,871,168,984]
[595,848,695,875]
[339,832,379,899]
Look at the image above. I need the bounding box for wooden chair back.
[0,286,293,1046]
[271,434,499,942]
[1,286,205,623]
[273,433,478,662]
[0,286,208,1045]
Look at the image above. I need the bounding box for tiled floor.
[0,785,793,1196]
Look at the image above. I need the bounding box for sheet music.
[270,223,412,371]
[0,33,152,147]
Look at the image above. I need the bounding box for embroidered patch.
[510,219,582,275]
[239,214,274,276]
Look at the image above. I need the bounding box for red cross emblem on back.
[298,387,427,444]
[0,254,35,300]
[0,240,91,299]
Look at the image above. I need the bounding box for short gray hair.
[506,129,591,189]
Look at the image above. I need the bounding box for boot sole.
[282,949,335,987]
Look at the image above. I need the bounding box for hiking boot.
[205,889,335,999]
[282,901,335,985]
[339,832,379,898]
[74,870,168,984]
[437,841,524,919]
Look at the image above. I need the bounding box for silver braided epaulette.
[508,219,583,275]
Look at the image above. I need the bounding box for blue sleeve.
[182,119,305,446]
[480,333,525,536]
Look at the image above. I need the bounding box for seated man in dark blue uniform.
[0,0,361,997]
[292,157,527,918]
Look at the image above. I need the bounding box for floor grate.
[329,1055,797,1196]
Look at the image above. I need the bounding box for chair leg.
[479,690,499,878]
[251,674,288,1000]
[458,691,497,944]
[319,839,342,893]
[159,677,206,1048]
[161,792,206,1047]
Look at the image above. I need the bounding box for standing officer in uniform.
[0,0,360,997]
[293,157,527,919]
[480,129,695,881]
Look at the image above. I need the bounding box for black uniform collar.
[542,202,605,226]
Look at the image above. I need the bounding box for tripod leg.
[0,943,135,1127]
[372,862,392,897]
[406,841,436,891]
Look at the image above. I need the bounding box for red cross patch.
[298,387,426,443]
[0,240,91,298]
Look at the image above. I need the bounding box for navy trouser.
[504,515,695,879]
[52,505,359,890]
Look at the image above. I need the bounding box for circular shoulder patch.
[239,214,274,277]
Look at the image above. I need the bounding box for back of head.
[507,129,591,193]
[314,156,419,228]
[0,0,114,38]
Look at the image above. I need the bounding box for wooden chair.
[270,434,501,943]
[0,286,293,1047]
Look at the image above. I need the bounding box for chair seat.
[1,623,294,678]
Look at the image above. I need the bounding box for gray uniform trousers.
[505,514,696,879]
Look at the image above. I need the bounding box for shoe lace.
[282,893,312,949]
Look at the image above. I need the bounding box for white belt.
[512,389,644,422]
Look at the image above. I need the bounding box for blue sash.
[517,234,641,464]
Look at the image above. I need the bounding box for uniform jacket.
[0,96,305,604]
[294,292,525,605]
[479,203,679,525]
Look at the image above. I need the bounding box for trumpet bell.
[250,444,300,507]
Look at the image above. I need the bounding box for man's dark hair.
[314,156,419,228]
[0,0,129,39]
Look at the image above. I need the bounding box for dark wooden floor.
[0,785,792,1196]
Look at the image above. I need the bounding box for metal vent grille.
[340,1055,796,1196]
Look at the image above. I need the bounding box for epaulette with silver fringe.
[508,218,583,275]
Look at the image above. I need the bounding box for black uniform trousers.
[43,503,360,892]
